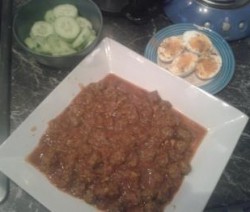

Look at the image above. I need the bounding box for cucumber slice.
[44,10,56,23]
[32,36,51,54]
[76,17,92,29]
[54,16,80,41]
[85,33,96,48]
[46,35,76,56]
[25,37,37,49]
[30,21,54,38]
[72,27,92,49]
[53,4,78,18]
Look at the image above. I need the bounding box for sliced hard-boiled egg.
[157,36,185,63]
[168,51,199,77]
[183,30,213,55]
[195,53,222,80]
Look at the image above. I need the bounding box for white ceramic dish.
[0,38,248,212]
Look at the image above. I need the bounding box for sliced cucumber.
[54,16,80,41]
[24,37,37,49]
[53,4,78,18]
[44,10,56,23]
[85,32,96,48]
[32,36,51,54]
[46,35,76,56]
[24,4,97,56]
[30,21,54,38]
[72,27,92,49]
[76,17,92,29]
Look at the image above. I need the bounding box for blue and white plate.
[144,23,235,94]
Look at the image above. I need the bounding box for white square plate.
[0,38,248,212]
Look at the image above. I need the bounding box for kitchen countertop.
[1,1,250,211]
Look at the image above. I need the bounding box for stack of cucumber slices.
[25,4,97,56]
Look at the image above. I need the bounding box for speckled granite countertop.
[0,1,250,211]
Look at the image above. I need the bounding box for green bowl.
[13,0,103,69]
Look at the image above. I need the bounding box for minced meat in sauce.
[27,74,206,212]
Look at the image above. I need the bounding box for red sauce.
[27,74,206,212]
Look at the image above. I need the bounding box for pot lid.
[197,0,250,8]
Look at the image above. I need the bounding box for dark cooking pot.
[93,0,162,24]
[92,0,129,13]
